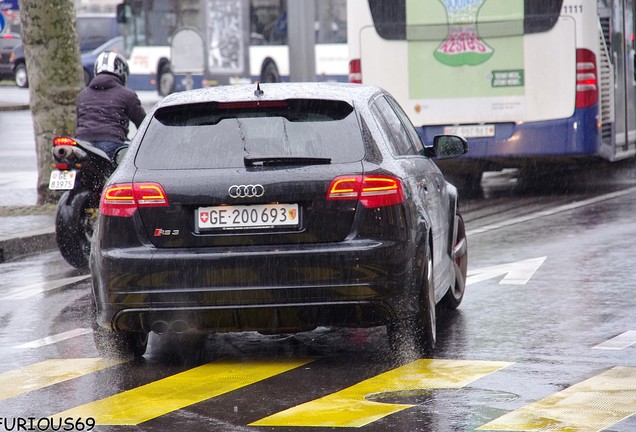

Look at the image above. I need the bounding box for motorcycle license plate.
[49,170,76,190]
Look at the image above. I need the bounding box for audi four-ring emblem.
[228,184,265,198]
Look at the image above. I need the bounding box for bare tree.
[18,0,84,204]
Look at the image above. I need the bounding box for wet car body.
[0,33,20,80]
[90,82,468,357]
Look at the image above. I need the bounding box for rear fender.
[56,189,100,228]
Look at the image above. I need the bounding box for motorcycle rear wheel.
[55,190,100,269]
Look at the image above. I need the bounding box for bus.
[347,0,636,191]
[116,0,348,95]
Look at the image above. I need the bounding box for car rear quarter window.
[135,99,366,169]
[370,96,419,156]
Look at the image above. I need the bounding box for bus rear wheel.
[158,64,175,96]
[261,61,280,83]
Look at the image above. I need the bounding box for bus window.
[250,0,288,44]
[368,0,563,41]
[250,0,347,45]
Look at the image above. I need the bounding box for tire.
[448,172,483,198]
[91,297,148,359]
[158,64,175,96]
[388,242,436,355]
[441,213,468,310]
[261,61,280,83]
[83,68,91,86]
[14,63,28,88]
[55,190,99,269]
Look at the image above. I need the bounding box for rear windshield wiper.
[244,156,332,167]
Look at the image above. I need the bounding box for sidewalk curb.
[0,228,56,263]
[0,103,30,112]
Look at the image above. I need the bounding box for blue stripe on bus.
[128,74,349,92]
[419,105,599,158]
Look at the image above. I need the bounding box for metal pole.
[288,0,316,82]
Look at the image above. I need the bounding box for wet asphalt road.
[2,104,636,430]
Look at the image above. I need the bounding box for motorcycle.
[49,136,127,269]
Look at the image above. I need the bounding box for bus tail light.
[327,175,404,208]
[101,182,169,217]
[576,49,598,109]
[349,59,362,84]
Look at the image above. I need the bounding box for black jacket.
[75,73,146,144]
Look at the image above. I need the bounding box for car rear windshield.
[136,99,366,169]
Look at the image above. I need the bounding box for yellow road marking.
[51,357,314,425]
[0,358,122,401]
[251,358,512,427]
[478,366,636,431]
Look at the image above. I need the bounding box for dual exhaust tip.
[151,320,190,335]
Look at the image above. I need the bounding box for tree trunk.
[18,0,84,204]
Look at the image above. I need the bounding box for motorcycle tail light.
[53,136,77,146]
[52,163,69,170]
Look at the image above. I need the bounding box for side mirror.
[428,134,468,159]
[113,146,129,166]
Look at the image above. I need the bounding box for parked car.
[10,13,120,88]
[90,82,469,359]
[11,36,125,88]
[80,36,126,83]
[0,32,20,80]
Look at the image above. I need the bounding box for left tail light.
[101,182,169,217]
[327,175,404,208]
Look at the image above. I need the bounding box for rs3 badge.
[154,229,180,236]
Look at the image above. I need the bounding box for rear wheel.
[93,326,149,360]
[91,297,148,360]
[14,63,28,88]
[448,172,483,198]
[158,63,175,96]
[261,61,280,83]
[441,213,467,310]
[55,191,99,269]
[388,242,436,355]
[82,68,91,86]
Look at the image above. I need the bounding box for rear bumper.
[419,106,600,167]
[0,63,13,77]
[92,238,419,333]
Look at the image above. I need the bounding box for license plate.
[48,170,76,190]
[443,124,495,138]
[196,203,300,230]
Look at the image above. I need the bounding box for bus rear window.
[369,0,563,40]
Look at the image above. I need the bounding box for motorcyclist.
[75,51,146,161]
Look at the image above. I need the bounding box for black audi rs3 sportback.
[90,82,468,358]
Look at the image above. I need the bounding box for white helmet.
[94,51,129,85]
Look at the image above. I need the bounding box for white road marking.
[13,328,93,349]
[466,186,636,236]
[467,257,546,286]
[592,331,636,350]
[0,274,90,300]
